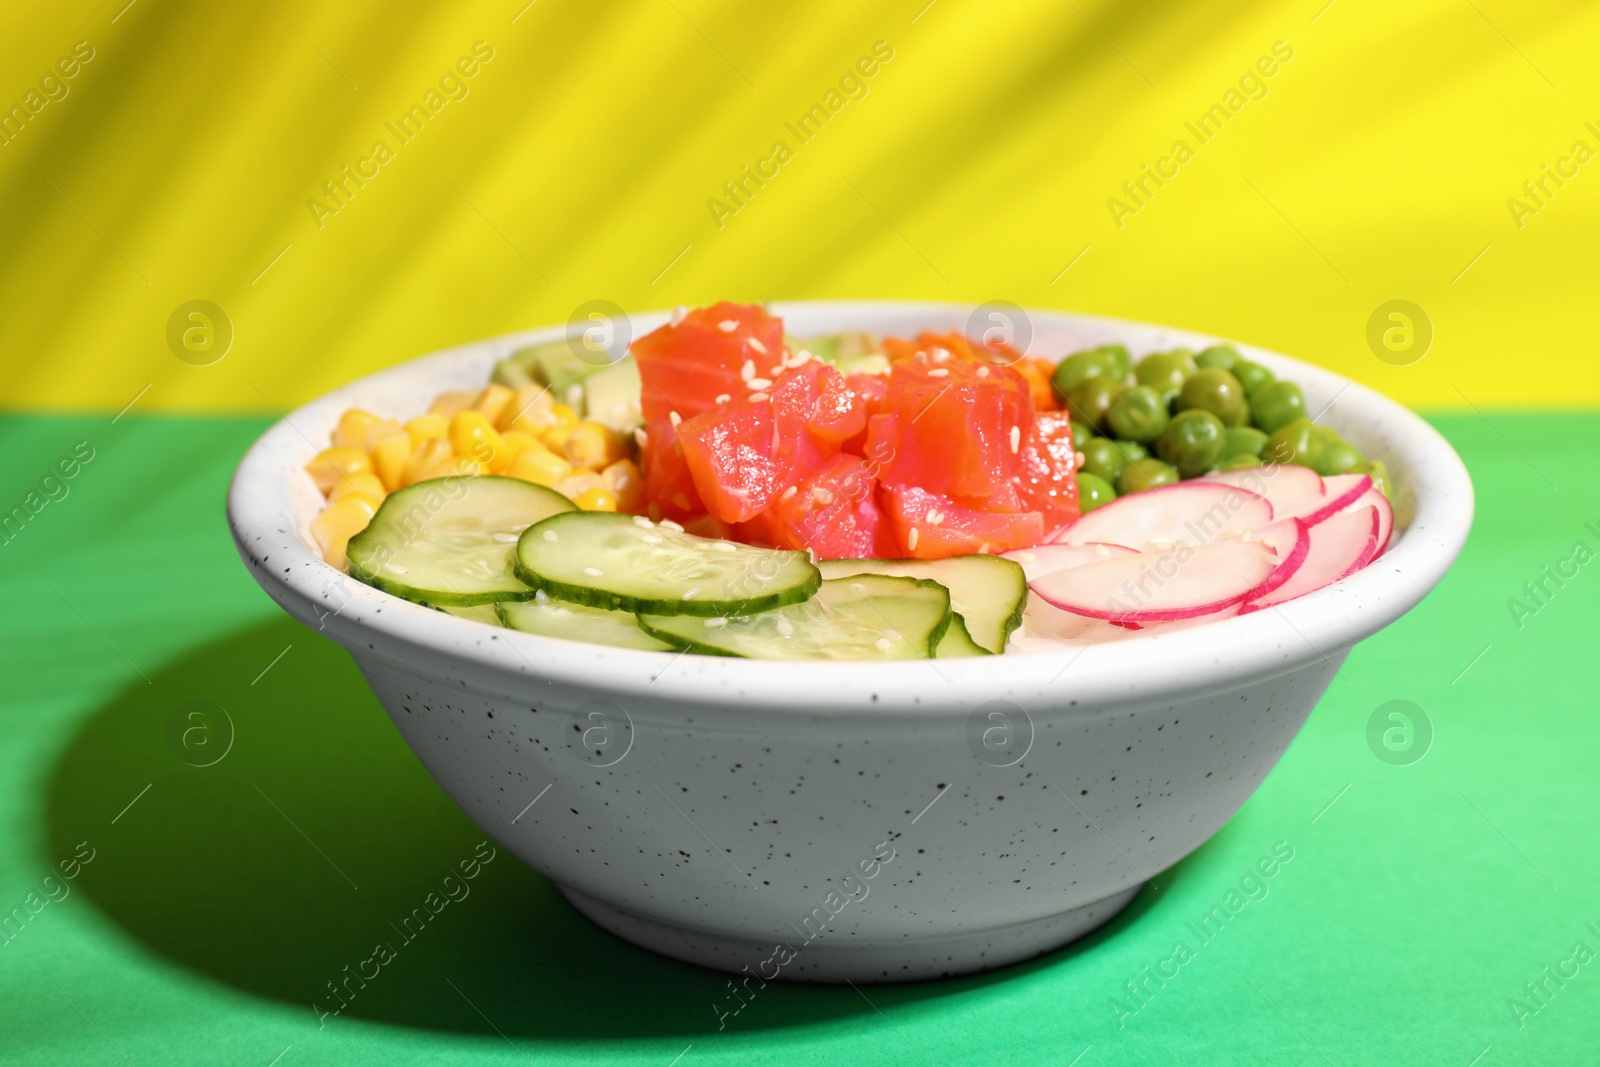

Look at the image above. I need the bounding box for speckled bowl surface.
[227,302,1472,983]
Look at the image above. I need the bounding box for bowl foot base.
[557,884,1142,984]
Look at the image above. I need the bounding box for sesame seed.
[1074,450,1086,470]
[793,350,814,364]
[874,637,892,652]
[812,487,834,505]
[749,392,769,402]
[1009,425,1021,453]
[634,428,650,449]
[747,378,773,390]
[705,617,728,628]
[740,359,756,381]
[1015,550,1036,562]
[1262,536,1278,550]
[976,366,991,378]
[780,486,798,502]
[713,541,738,552]
[383,563,409,575]
[660,519,685,532]
[632,515,654,528]
[931,348,951,362]
[748,337,768,354]
[1065,537,1083,548]
[671,305,687,324]
[682,588,700,600]
[1094,544,1111,558]
[492,531,519,543]
[641,534,663,545]
[883,629,902,642]
[668,411,682,427]
[768,365,784,376]
[927,368,950,378]
[542,530,558,542]
[775,617,795,637]
[715,393,731,404]
[718,319,739,333]
[927,510,944,526]
[583,567,604,577]
[908,526,920,550]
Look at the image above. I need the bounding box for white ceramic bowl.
[227,302,1472,983]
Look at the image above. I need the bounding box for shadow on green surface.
[43,617,1172,1039]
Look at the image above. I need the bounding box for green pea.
[1350,458,1392,500]
[1157,409,1227,477]
[1097,343,1133,383]
[1232,360,1274,397]
[1196,344,1241,371]
[1223,426,1269,458]
[1076,472,1116,512]
[1106,385,1170,443]
[1053,349,1117,395]
[1117,457,1180,494]
[1251,380,1306,434]
[1135,350,1198,395]
[1320,439,1363,476]
[1178,368,1248,427]
[1069,419,1093,446]
[1264,417,1323,470]
[1066,375,1124,433]
[1218,453,1264,471]
[1113,439,1149,464]
[1080,437,1128,483]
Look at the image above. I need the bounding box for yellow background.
[1,0,1595,415]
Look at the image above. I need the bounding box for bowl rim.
[226,300,1474,715]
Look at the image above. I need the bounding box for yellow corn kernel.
[575,487,619,512]
[404,437,457,485]
[543,403,581,452]
[332,409,383,451]
[498,431,539,463]
[404,414,449,446]
[508,444,572,488]
[601,458,645,513]
[372,431,412,491]
[306,447,374,496]
[429,390,477,418]
[362,417,405,452]
[556,470,606,501]
[473,383,515,427]
[330,471,386,504]
[449,411,511,473]
[564,421,625,470]
[502,385,555,433]
[311,493,378,570]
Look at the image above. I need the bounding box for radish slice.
[1241,506,1379,612]
[1202,465,1324,524]
[1048,482,1273,551]
[1343,486,1393,557]
[1243,518,1312,605]
[1300,473,1372,525]
[1003,541,1138,581]
[1031,540,1278,623]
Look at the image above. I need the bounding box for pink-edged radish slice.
[1342,486,1393,557]
[1030,540,1278,623]
[1242,518,1312,606]
[1241,505,1379,612]
[1003,541,1138,581]
[1299,473,1372,525]
[1202,464,1324,524]
[1048,481,1273,551]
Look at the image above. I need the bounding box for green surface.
[2,411,1597,1066]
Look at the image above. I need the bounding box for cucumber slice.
[439,604,505,626]
[498,597,674,651]
[347,476,575,606]
[515,512,820,617]
[936,613,990,657]
[816,555,1026,654]
[639,575,951,660]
